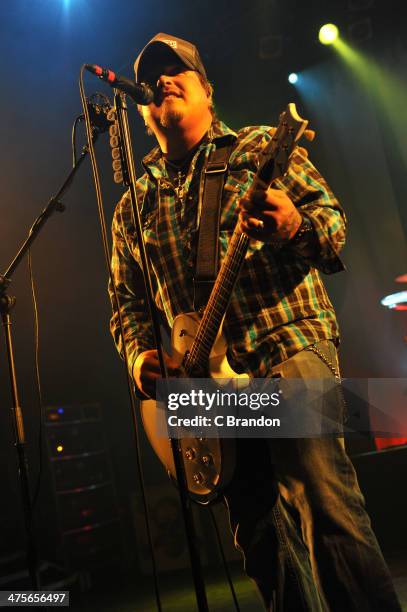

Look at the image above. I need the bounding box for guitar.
[141,103,310,503]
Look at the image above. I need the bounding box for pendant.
[176,170,185,201]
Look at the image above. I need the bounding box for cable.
[71,115,83,167]
[208,505,241,611]
[27,104,114,591]
[28,248,44,512]
[27,249,44,593]
[72,93,112,167]
[78,66,162,612]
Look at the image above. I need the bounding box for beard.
[159,99,185,128]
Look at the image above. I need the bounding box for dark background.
[0,0,406,608]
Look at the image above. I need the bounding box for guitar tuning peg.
[107,109,117,122]
[304,129,316,142]
[109,123,118,137]
[112,159,122,171]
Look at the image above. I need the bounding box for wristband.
[290,215,314,246]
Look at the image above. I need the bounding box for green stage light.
[319,24,339,45]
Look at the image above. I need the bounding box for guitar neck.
[182,103,309,376]
[184,225,249,374]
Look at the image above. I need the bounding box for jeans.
[223,341,402,611]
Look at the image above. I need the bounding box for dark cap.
[134,32,207,84]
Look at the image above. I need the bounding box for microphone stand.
[113,90,209,612]
[0,125,101,590]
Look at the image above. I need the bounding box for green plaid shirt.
[109,120,346,379]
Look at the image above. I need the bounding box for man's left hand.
[238,183,302,243]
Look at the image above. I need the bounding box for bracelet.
[290,215,314,247]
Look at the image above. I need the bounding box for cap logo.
[161,39,178,49]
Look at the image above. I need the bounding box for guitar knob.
[193,472,204,484]
[185,447,195,461]
[179,329,187,337]
[201,455,212,466]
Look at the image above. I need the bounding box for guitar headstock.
[257,103,311,185]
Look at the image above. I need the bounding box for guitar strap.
[193,140,234,311]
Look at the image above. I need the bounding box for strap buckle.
[205,162,228,175]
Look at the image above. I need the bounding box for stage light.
[56,445,64,453]
[57,407,64,414]
[288,73,298,84]
[319,24,339,45]
[381,291,407,311]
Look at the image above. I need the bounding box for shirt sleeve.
[275,146,346,274]
[108,191,155,386]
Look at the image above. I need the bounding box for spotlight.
[288,73,298,84]
[319,23,339,45]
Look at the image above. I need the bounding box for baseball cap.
[134,33,207,84]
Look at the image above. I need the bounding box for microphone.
[85,64,154,105]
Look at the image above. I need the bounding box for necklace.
[164,148,198,201]
[165,158,189,201]
[174,169,186,201]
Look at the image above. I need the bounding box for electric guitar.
[141,103,310,503]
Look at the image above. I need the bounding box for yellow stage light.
[319,24,339,45]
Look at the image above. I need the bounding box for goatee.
[160,105,184,128]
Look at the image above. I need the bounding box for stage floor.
[71,553,407,611]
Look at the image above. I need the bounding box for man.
[109,33,401,611]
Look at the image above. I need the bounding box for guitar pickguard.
[172,312,250,382]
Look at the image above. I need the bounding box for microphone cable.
[78,66,162,612]
[29,247,44,513]
[30,94,113,512]
[28,246,45,600]
[71,116,82,167]
[71,93,113,167]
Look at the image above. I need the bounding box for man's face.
[141,62,211,132]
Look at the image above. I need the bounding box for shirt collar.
[142,119,237,181]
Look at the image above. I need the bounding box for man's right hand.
[133,349,181,399]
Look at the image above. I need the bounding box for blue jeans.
[223,341,401,611]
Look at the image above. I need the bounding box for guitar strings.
[185,231,249,373]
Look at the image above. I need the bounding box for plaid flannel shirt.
[109,120,346,380]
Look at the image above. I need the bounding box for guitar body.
[140,312,249,503]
